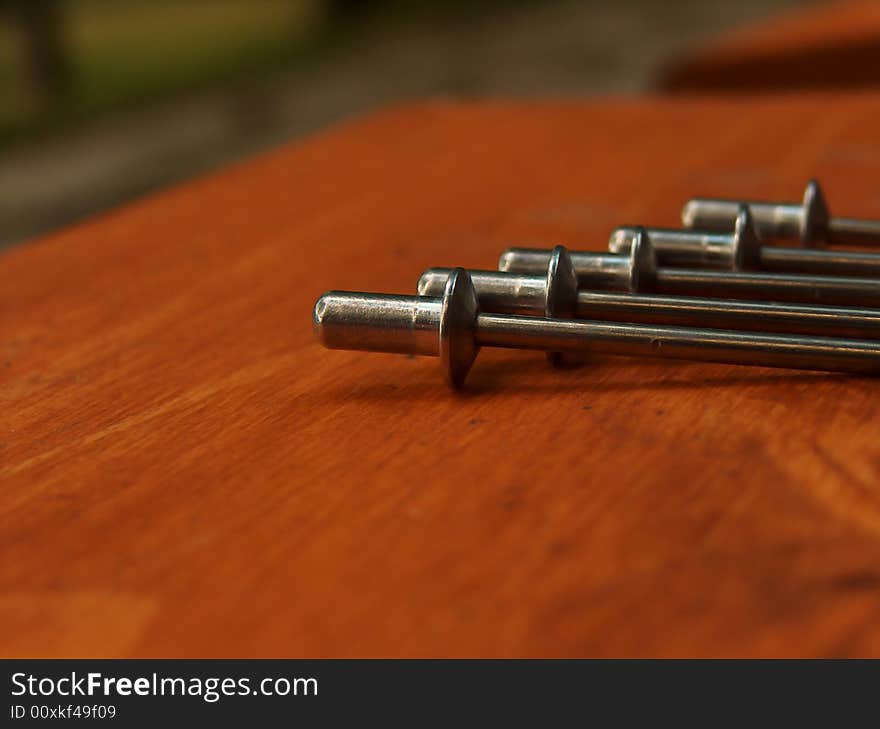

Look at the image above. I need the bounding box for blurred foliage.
[0,0,552,144]
[0,0,324,141]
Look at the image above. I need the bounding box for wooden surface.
[660,1,880,93]
[4,94,880,658]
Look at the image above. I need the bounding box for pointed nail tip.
[416,271,432,296]
[681,200,698,228]
[418,268,453,297]
[312,293,332,344]
[313,293,331,323]
[608,227,637,254]
[497,251,514,272]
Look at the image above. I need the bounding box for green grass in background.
[0,0,320,140]
[0,0,560,143]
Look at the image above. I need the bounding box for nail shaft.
[757,246,880,276]
[653,267,880,306]
[474,313,880,376]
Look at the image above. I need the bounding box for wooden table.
[4,94,880,658]
[660,1,880,93]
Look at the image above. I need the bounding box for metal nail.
[681,179,880,248]
[314,268,880,388]
[500,230,880,307]
[610,204,761,271]
[612,205,880,277]
[419,244,880,340]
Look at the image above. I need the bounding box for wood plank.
[3,95,880,657]
[660,1,880,93]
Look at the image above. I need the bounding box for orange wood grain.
[4,95,880,658]
[660,1,880,93]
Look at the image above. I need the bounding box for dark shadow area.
[661,37,880,94]
[318,352,847,401]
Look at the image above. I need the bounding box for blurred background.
[0,0,821,249]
